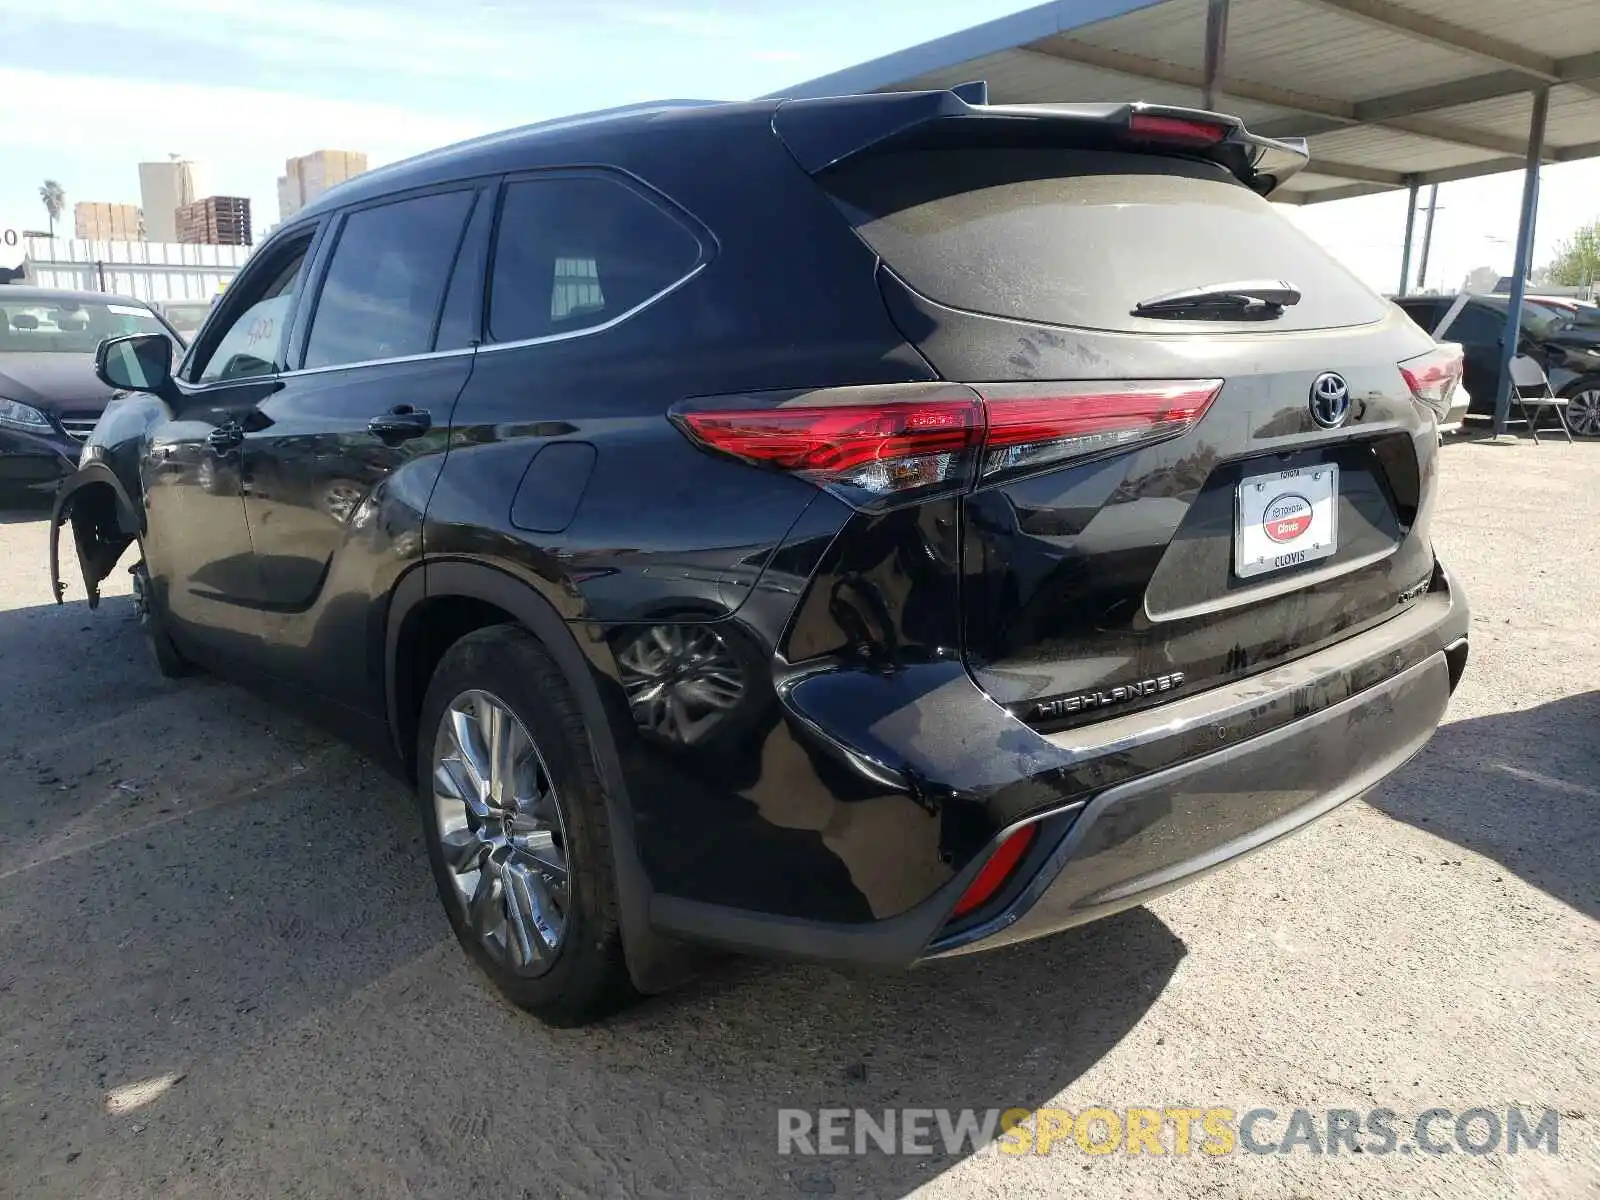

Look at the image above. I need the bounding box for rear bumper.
[929,640,1454,957]
[651,561,1468,967]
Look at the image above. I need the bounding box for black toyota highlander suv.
[51,89,1471,1025]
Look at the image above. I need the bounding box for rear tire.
[416,624,636,1026]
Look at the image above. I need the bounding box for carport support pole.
[1203,0,1229,110]
[1493,87,1549,437]
[1398,183,1419,296]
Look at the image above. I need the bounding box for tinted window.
[823,147,1389,334]
[1395,298,1444,333]
[302,190,475,370]
[197,240,310,383]
[1450,304,1506,344]
[435,191,492,352]
[487,175,700,343]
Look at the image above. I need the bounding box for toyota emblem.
[1309,372,1351,429]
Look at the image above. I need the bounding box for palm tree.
[39,180,65,239]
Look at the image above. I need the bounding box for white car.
[1438,380,1470,436]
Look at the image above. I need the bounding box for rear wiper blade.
[1133,279,1302,319]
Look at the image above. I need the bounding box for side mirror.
[96,333,174,394]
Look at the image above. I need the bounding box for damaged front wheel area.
[131,560,190,679]
[49,469,190,680]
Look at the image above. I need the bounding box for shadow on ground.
[0,590,1185,1198]
[1368,690,1599,922]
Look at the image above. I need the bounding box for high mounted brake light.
[671,380,1222,511]
[1127,113,1230,146]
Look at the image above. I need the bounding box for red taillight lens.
[976,380,1222,482]
[1399,343,1464,421]
[951,824,1039,919]
[1127,113,1230,146]
[672,386,984,510]
[672,379,1221,510]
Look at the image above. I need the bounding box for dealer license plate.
[1234,465,1339,579]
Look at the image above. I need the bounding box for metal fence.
[13,236,253,302]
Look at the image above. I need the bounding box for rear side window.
[1446,304,1505,344]
[1395,299,1444,333]
[487,175,700,344]
[822,148,1389,334]
[302,190,475,370]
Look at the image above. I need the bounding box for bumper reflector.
[950,823,1039,919]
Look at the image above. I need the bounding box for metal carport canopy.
[771,0,1600,435]
[769,0,1600,208]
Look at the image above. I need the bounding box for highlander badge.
[1033,672,1186,720]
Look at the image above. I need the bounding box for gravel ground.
[0,435,1595,1200]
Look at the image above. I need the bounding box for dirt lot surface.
[0,435,1595,1199]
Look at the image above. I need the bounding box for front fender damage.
[49,471,139,609]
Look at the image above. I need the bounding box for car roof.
[292,98,768,225]
[0,286,155,307]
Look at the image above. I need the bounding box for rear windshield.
[821,147,1388,334]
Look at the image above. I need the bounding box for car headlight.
[0,397,52,433]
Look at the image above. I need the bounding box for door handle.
[367,405,432,445]
[207,422,244,453]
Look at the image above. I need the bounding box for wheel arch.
[49,463,145,608]
[1558,371,1600,397]
[385,558,693,994]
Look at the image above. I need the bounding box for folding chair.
[1508,355,1574,444]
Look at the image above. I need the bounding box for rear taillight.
[671,384,985,511]
[975,380,1222,482]
[1399,343,1464,422]
[672,380,1221,511]
[1127,112,1230,146]
[950,823,1038,919]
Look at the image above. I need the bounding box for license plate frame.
[1234,464,1339,579]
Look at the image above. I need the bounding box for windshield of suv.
[0,296,167,354]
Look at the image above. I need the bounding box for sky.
[4,0,1599,293]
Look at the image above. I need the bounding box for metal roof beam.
[1030,38,1356,120]
[1290,0,1559,80]
[1030,39,1554,159]
[1381,114,1548,159]
[1304,159,1407,185]
[1287,133,1600,203]
[1259,50,1600,143]
[1276,181,1395,204]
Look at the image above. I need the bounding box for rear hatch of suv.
[782,94,1456,730]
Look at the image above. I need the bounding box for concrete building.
[277,149,368,223]
[177,196,252,246]
[138,157,204,243]
[74,202,143,241]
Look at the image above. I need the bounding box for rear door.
[815,141,1446,728]
[1436,300,1506,406]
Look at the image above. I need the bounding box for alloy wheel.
[616,625,745,745]
[431,689,571,974]
[1566,387,1600,437]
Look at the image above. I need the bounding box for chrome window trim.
[476,260,707,357]
[278,344,476,380]
[182,260,708,389]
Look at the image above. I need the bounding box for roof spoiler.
[771,85,1311,197]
